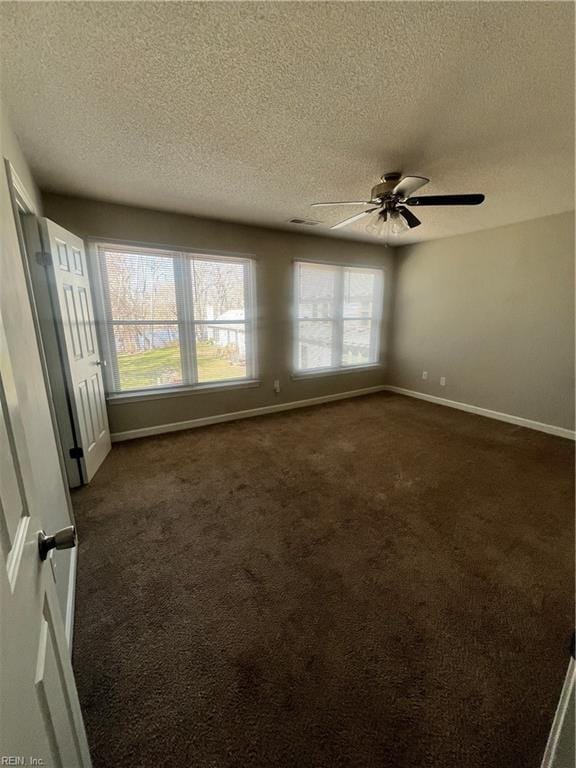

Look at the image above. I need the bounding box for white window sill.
[106,379,261,404]
[291,364,384,380]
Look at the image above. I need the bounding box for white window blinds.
[97,245,256,393]
[294,261,383,373]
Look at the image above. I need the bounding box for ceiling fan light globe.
[390,210,409,236]
[366,213,387,238]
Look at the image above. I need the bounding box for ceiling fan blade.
[406,194,485,207]
[311,201,372,207]
[397,206,421,229]
[393,176,429,198]
[331,208,378,230]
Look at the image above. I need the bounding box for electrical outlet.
[422,371,428,380]
[273,379,281,393]
[440,376,446,386]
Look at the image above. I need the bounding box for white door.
[0,313,92,766]
[41,219,111,482]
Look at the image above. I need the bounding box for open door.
[40,219,111,483]
[0,276,91,768]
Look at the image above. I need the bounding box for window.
[294,261,383,373]
[96,244,256,393]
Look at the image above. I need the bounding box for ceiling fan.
[311,172,485,237]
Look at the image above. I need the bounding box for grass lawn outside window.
[117,340,246,391]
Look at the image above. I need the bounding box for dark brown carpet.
[72,392,574,768]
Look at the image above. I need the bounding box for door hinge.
[69,446,84,460]
[36,251,52,267]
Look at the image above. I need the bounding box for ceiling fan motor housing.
[370,172,402,202]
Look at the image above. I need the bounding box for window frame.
[89,240,258,398]
[292,259,385,377]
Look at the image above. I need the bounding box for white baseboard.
[111,385,387,442]
[111,383,574,443]
[384,386,575,440]
[65,545,77,653]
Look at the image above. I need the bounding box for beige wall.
[43,193,393,434]
[390,211,575,430]
[42,198,574,436]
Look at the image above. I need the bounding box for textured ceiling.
[1,2,574,244]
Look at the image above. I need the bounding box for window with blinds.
[294,261,384,373]
[96,244,256,393]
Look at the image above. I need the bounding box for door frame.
[540,653,575,767]
[6,163,84,488]
[4,159,79,647]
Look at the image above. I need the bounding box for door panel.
[0,399,26,549]
[79,288,95,355]
[0,326,30,589]
[35,598,85,768]
[78,380,96,449]
[0,315,92,767]
[72,246,83,276]
[63,284,83,359]
[42,219,111,482]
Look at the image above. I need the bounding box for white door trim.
[64,546,78,649]
[540,656,575,767]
